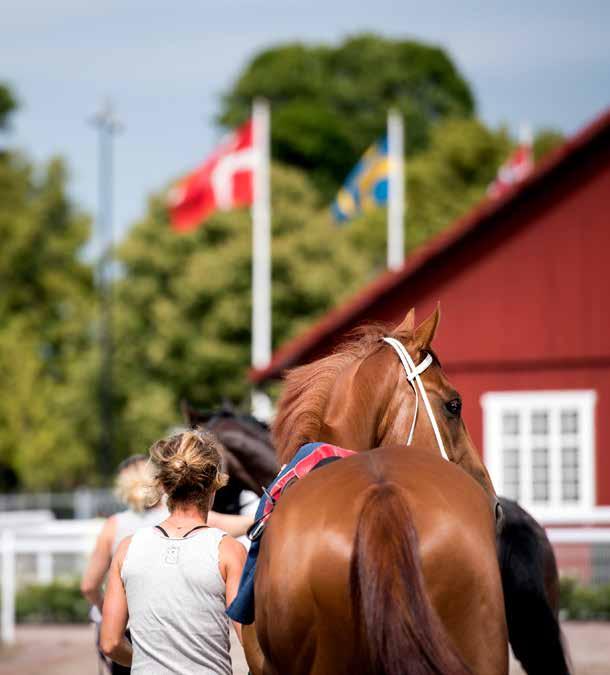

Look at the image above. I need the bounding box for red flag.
[168,120,255,232]
[488,143,534,198]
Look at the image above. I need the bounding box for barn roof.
[251,106,610,384]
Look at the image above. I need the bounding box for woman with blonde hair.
[100,429,247,674]
[81,454,167,613]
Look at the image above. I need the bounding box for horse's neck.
[318,354,396,452]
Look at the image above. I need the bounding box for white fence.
[0,491,258,645]
[2,518,608,647]
[0,489,121,519]
[1,518,102,644]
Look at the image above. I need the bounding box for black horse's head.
[181,400,279,513]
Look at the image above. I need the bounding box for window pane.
[533,482,549,502]
[562,482,579,502]
[561,410,579,434]
[532,446,549,503]
[563,466,578,481]
[531,411,549,435]
[533,446,549,465]
[562,446,579,468]
[562,446,580,503]
[503,447,519,468]
[502,412,520,436]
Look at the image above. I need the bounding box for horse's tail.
[349,481,471,675]
[498,497,572,675]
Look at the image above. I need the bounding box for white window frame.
[481,390,597,521]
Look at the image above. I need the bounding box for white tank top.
[121,526,231,675]
[112,506,169,554]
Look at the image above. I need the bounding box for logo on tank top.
[164,544,179,565]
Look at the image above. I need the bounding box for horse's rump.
[253,447,507,675]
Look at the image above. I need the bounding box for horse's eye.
[445,398,462,417]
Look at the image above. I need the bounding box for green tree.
[220,34,475,196]
[113,164,374,454]
[405,117,512,246]
[0,83,17,130]
[0,105,97,489]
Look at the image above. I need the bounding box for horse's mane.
[272,324,411,463]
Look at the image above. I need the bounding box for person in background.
[100,429,247,674]
[81,455,167,613]
[81,455,166,675]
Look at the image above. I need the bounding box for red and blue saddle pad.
[226,442,354,624]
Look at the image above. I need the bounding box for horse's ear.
[414,304,441,349]
[394,307,415,334]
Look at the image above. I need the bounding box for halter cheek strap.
[382,337,450,462]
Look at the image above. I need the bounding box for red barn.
[253,108,610,580]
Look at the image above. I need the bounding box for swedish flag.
[332,137,389,222]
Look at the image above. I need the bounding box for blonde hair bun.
[149,428,228,511]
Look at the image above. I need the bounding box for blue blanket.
[226,442,325,624]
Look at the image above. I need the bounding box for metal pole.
[387,109,405,270]
[90,101,122,477]
[251,99,273,421]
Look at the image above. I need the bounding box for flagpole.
[387,109,405,270]
[251,98,273,420]
[90,100,122,478]
[519,121,533,147]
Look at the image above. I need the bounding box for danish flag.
[168,120,255,232]
[488,142,534,198]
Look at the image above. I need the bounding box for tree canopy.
[0,83,17,130]
[0,139,98,489]
[220,34,475,197]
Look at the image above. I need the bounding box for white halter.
[382,337,450,462]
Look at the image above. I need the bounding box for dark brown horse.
[181,400,279,513]
[244,308,508,674]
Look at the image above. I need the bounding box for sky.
[2,1,609,247]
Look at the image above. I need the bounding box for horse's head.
[273,306,496,500]
[378,307,495,498]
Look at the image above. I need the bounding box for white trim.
[546,527,610,544]
[481,390,598,406]
[528,506,610,526]
[481,390,597,514]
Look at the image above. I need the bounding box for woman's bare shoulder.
[219,534,246,558]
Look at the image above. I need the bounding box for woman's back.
[121,526,231,675]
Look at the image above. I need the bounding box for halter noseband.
[382,337,449,462]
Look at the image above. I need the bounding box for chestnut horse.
[243,308,508,674]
